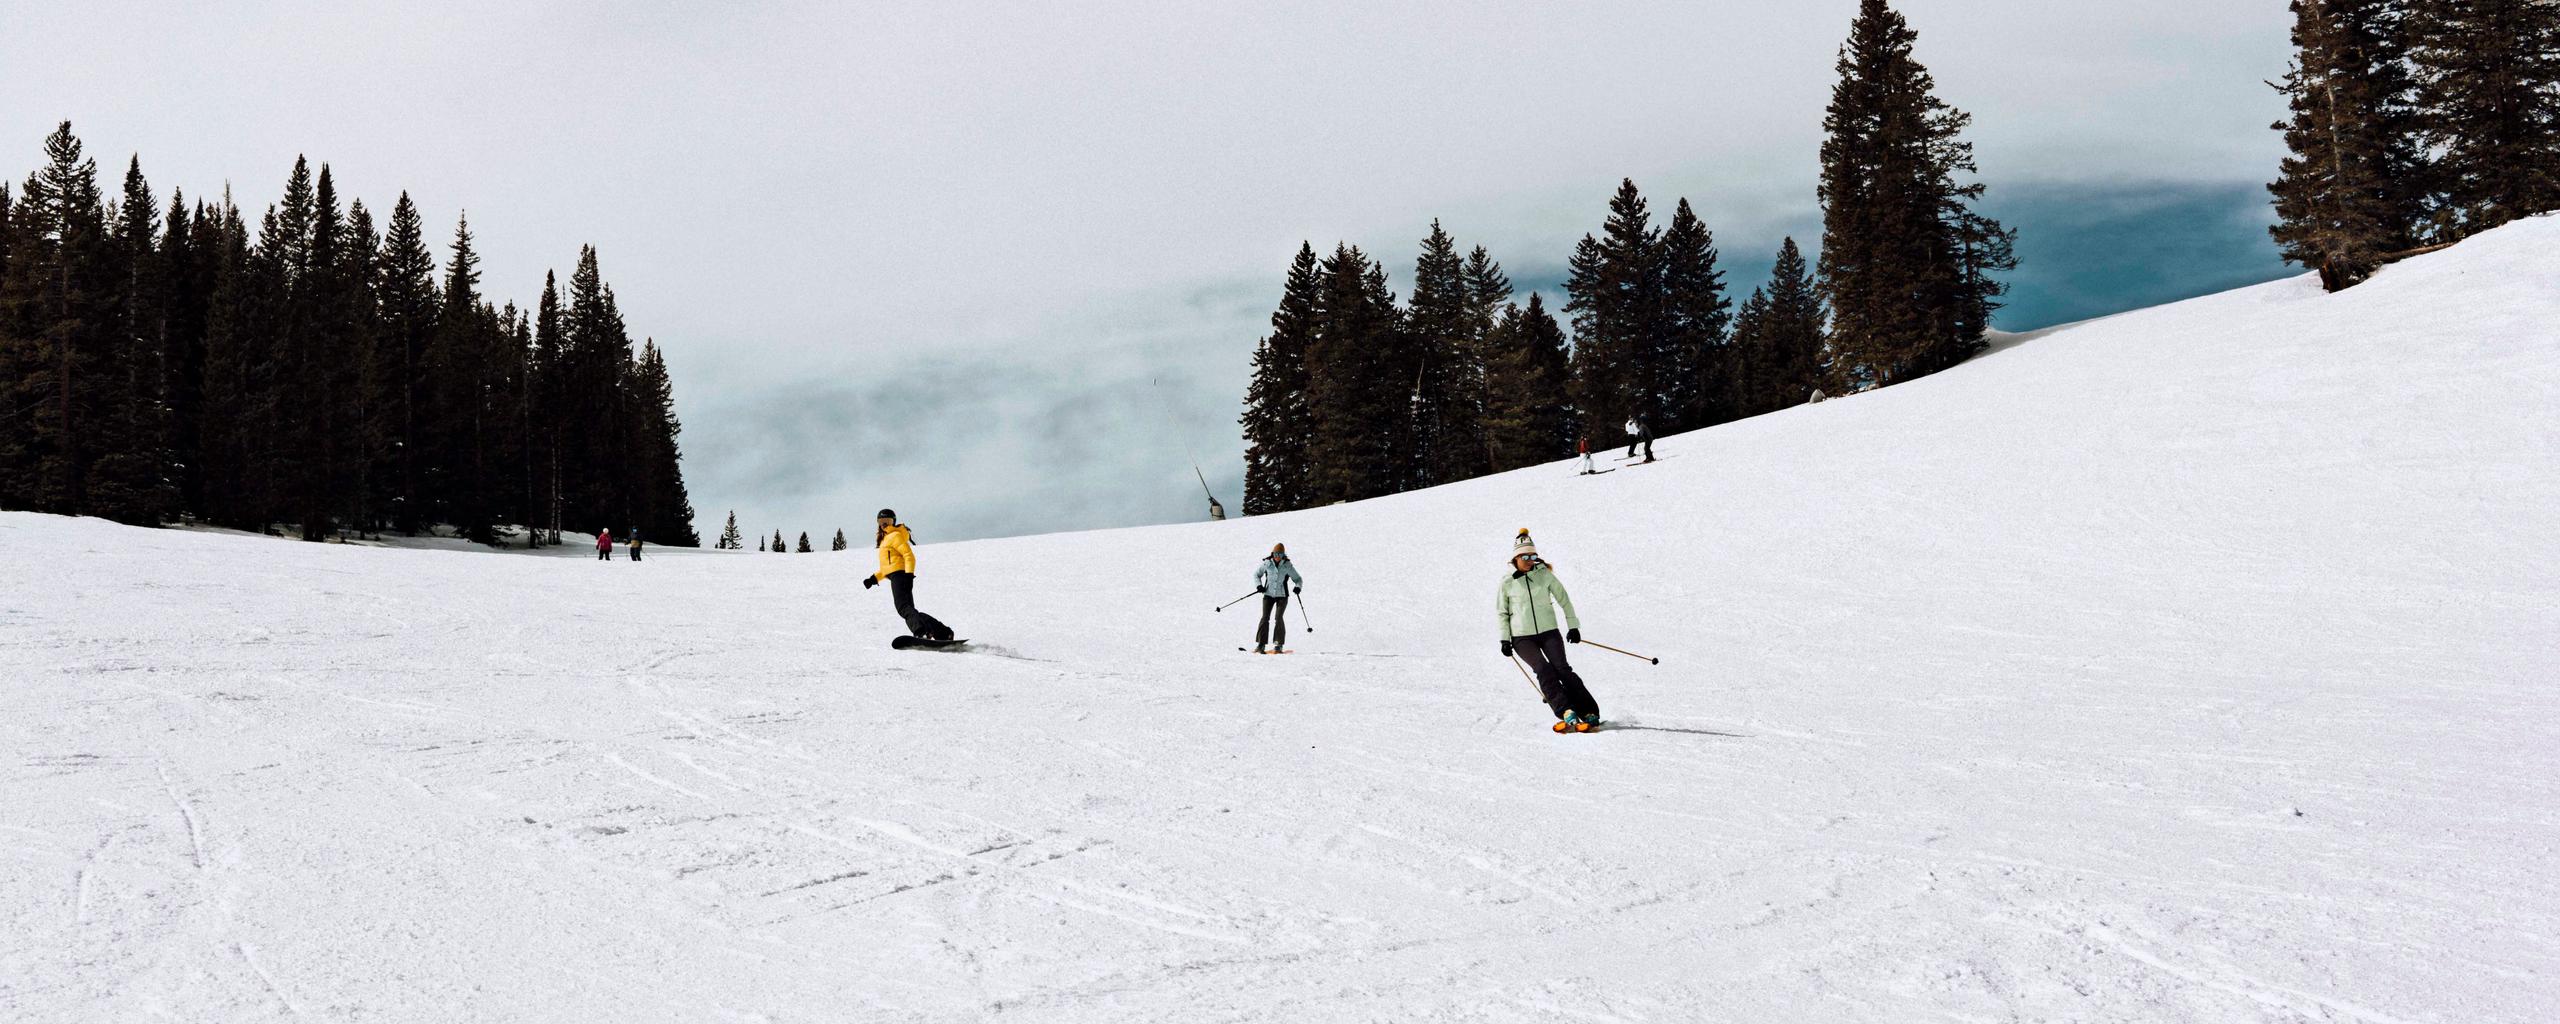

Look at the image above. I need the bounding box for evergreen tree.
[1303,244,1406,504]
[796,531,812,553]
[758,534,766,552]
[333,198,386,534]
[1659,198,1732,430]
[375,193,438,533]
[1240,243,1319,515]
[1741,238,1828,414]
[718,509,742,549]
[2270,0,2428,290]
[1404,220,1488,488]
[158,191,211,518]
[629,339,698,545]
[1565,180,1666,439]
[0,123,117,516]
[531,270,564,542]
[90,154,175,524]
[1818,0,2014,389]
[1461,246,1512,467]
[1482,292,1575,472]
[832,528,847,551]
[2406,0,2560,234]
[196,193,268,529]
[771,529,785,554]
[429,214,494,541]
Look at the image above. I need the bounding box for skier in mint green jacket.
[1497,528,1600,731]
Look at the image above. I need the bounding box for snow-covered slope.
[6,218,2557,1022]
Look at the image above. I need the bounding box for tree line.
[710,512,851,553]
[2270,0,2559,290]
[0,122,698,546]
[1241,0,2009,515]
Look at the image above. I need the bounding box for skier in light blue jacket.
[1252,544,1303,654]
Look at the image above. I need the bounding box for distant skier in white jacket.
[1624,417,1654,463]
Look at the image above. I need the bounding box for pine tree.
[335,199,384,534]
[1748,238,1829,414]
[1404,220,1488,488]
[1482,292,1574,472]
[1240,243,1319,515]
[531,270,564,543]
[1818,0,2014,389]
[2270,0,2428,291]
[196,193,268,529]
[2407,0,2560,234]
[1303,245,1406,504]
[629,339,697,545]
[0,123,117,516]
[428,214,495,541]
[771,529,785,554]
[375,193,437,533]
[1659,198,1732,431]
[796,531,812,553]
[89,155,175,524]
[832,528,847,551]
[1462,246,1512,467]
[757,534,766,552]
[718,510,742,549]
[158,191,211,519]
[1565,180,1666,441]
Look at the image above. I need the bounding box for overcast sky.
[4,1,2299,542]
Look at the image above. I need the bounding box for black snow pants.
[1255,594,1290,648]
[887,571,952,641]
[598,547,611,561]
[1514,629,1599,720]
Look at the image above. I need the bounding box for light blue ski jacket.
[1256,555,1302,597]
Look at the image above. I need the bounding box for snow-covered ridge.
[4,217,2555,1021]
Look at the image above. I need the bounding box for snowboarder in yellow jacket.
[863,509,952,642]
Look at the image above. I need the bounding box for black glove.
[1292,586,1301,595]
[1499,640,1514,658]
[862,576,877,590]
[1566,628,1581,644]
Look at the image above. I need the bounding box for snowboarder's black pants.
[1513,629,1599,720]
[598,548,611,561]
[1255,594,1290,648]
[886,571,952,641]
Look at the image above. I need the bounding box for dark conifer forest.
[0,123,698,546]
[1242,0,2555,517]
[2269,0,2560,291]
[1241,0,2006,515]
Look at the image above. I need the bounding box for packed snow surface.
[6,220,2559,1022]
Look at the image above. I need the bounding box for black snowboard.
[891,635,971,651]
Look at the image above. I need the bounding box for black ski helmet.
[876,508,897,521]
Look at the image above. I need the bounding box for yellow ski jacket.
[873,524,916,580]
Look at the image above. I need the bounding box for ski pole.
[1215,590,1260,612]
[1580,639,1660,665]
[1295,592,1313,633]
[1509,653,1542,698]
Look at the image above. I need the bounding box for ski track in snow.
[5,219,2560,1020]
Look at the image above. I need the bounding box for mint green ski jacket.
[1496,564,1579,640]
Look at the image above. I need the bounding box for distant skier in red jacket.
[596,528,613,561]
